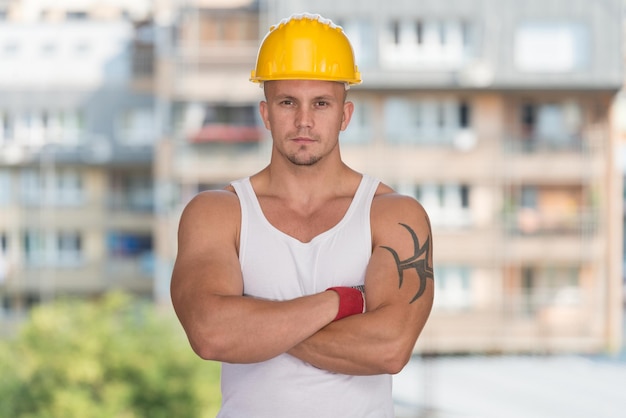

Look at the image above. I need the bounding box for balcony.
[189,124,262,144]
[504,208,597,236]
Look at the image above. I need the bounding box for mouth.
[291,136,316,144]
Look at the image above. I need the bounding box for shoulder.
[178,189,241,240]
[181,188,240,219]
[372,183,429,222]
[370,183,432,244]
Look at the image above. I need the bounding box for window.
[107,231,154,276]
[385,97,471,146]
[107,232,152,258]
[59,110,84,144]
[340,99,373,144]
[521,103,535,134]
[384,98,414,143]
[520,186,538,209]
[381,18,473,69]
[0,111,13,142]
[56,169,83,205]
[7,109,84,145]
[0,169,10,206]
[437,103,446,128]
[514,22,589,73]
[417,183,472,228]
[520,265,581,316]
[460,185,470,208]
[391,20,401,45]
[109,172,153,212]
[461,21,471,48]
[459,101,470,128]
[23,230,82,267]
[339,19,376,68]
[415,21,423,45]
[66,11,88,20]
[183,103,262,143]
[517,101,582,151]
[118,108,155,145]
[0,232,8,283]
[20,169,42,205]
[513,185,587,235]
[203,104,255,126]
[25,111,45,145]
[23,230,44,266]
[437,21,447,45]
[57,231,82,265]
[434,265,472,311]
[19,168,83,207]
[395,182,420,200]
[0,232,7,252]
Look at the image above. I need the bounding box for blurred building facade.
[0,0,156,322]
[0,0,622,355]
[154,0,623,354]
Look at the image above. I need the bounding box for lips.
[291,136,315,144]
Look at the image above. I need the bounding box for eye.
[280,99,294,106]
[315,101,329,107]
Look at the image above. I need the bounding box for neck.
[252,161,360,209]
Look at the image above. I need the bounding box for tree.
[0,292,221,418]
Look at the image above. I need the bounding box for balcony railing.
[189,124,262,144]
[175,42,259,67]
[503,208,597,236]
[503,134,586,154]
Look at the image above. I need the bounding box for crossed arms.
[170,187,434,376]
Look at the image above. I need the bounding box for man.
[171,13,434,417]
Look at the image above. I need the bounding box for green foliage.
[0,292,221,418]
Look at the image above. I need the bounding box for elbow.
[379,344,413,375]
[188,333,228,361]
[179,316,229,361]
[384,355,412,376]
[190,339,215,361]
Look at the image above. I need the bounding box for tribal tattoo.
[381,223,433,304]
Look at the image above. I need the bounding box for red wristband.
[326,286,365,321]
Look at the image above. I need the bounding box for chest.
[258,196,353,243]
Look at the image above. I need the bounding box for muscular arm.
[288,193,434,375]
[171,190,340,364]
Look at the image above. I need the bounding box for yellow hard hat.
[250,13,362,85]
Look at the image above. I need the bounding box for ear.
[340,101,354,131]
[259,101,271,130]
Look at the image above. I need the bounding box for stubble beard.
[280,132,339,166]
[286,148,323,166]
[282,135,325,166]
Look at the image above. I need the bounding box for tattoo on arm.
[381,223,433,304]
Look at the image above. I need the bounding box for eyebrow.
[274,94,336,102]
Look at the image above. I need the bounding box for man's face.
[260,80,354,166]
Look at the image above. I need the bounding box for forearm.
[179,291,338,364]
[288,305,416,376]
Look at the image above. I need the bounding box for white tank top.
[217,174,394,418]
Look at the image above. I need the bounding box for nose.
[295,107,313,129]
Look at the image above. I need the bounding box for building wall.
[1,0,620,354]
[0,1,156,319]
[153,0,623,354]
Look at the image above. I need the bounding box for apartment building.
[152,0,266,302]
[154,0,623,354]
[0,0,156,320]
